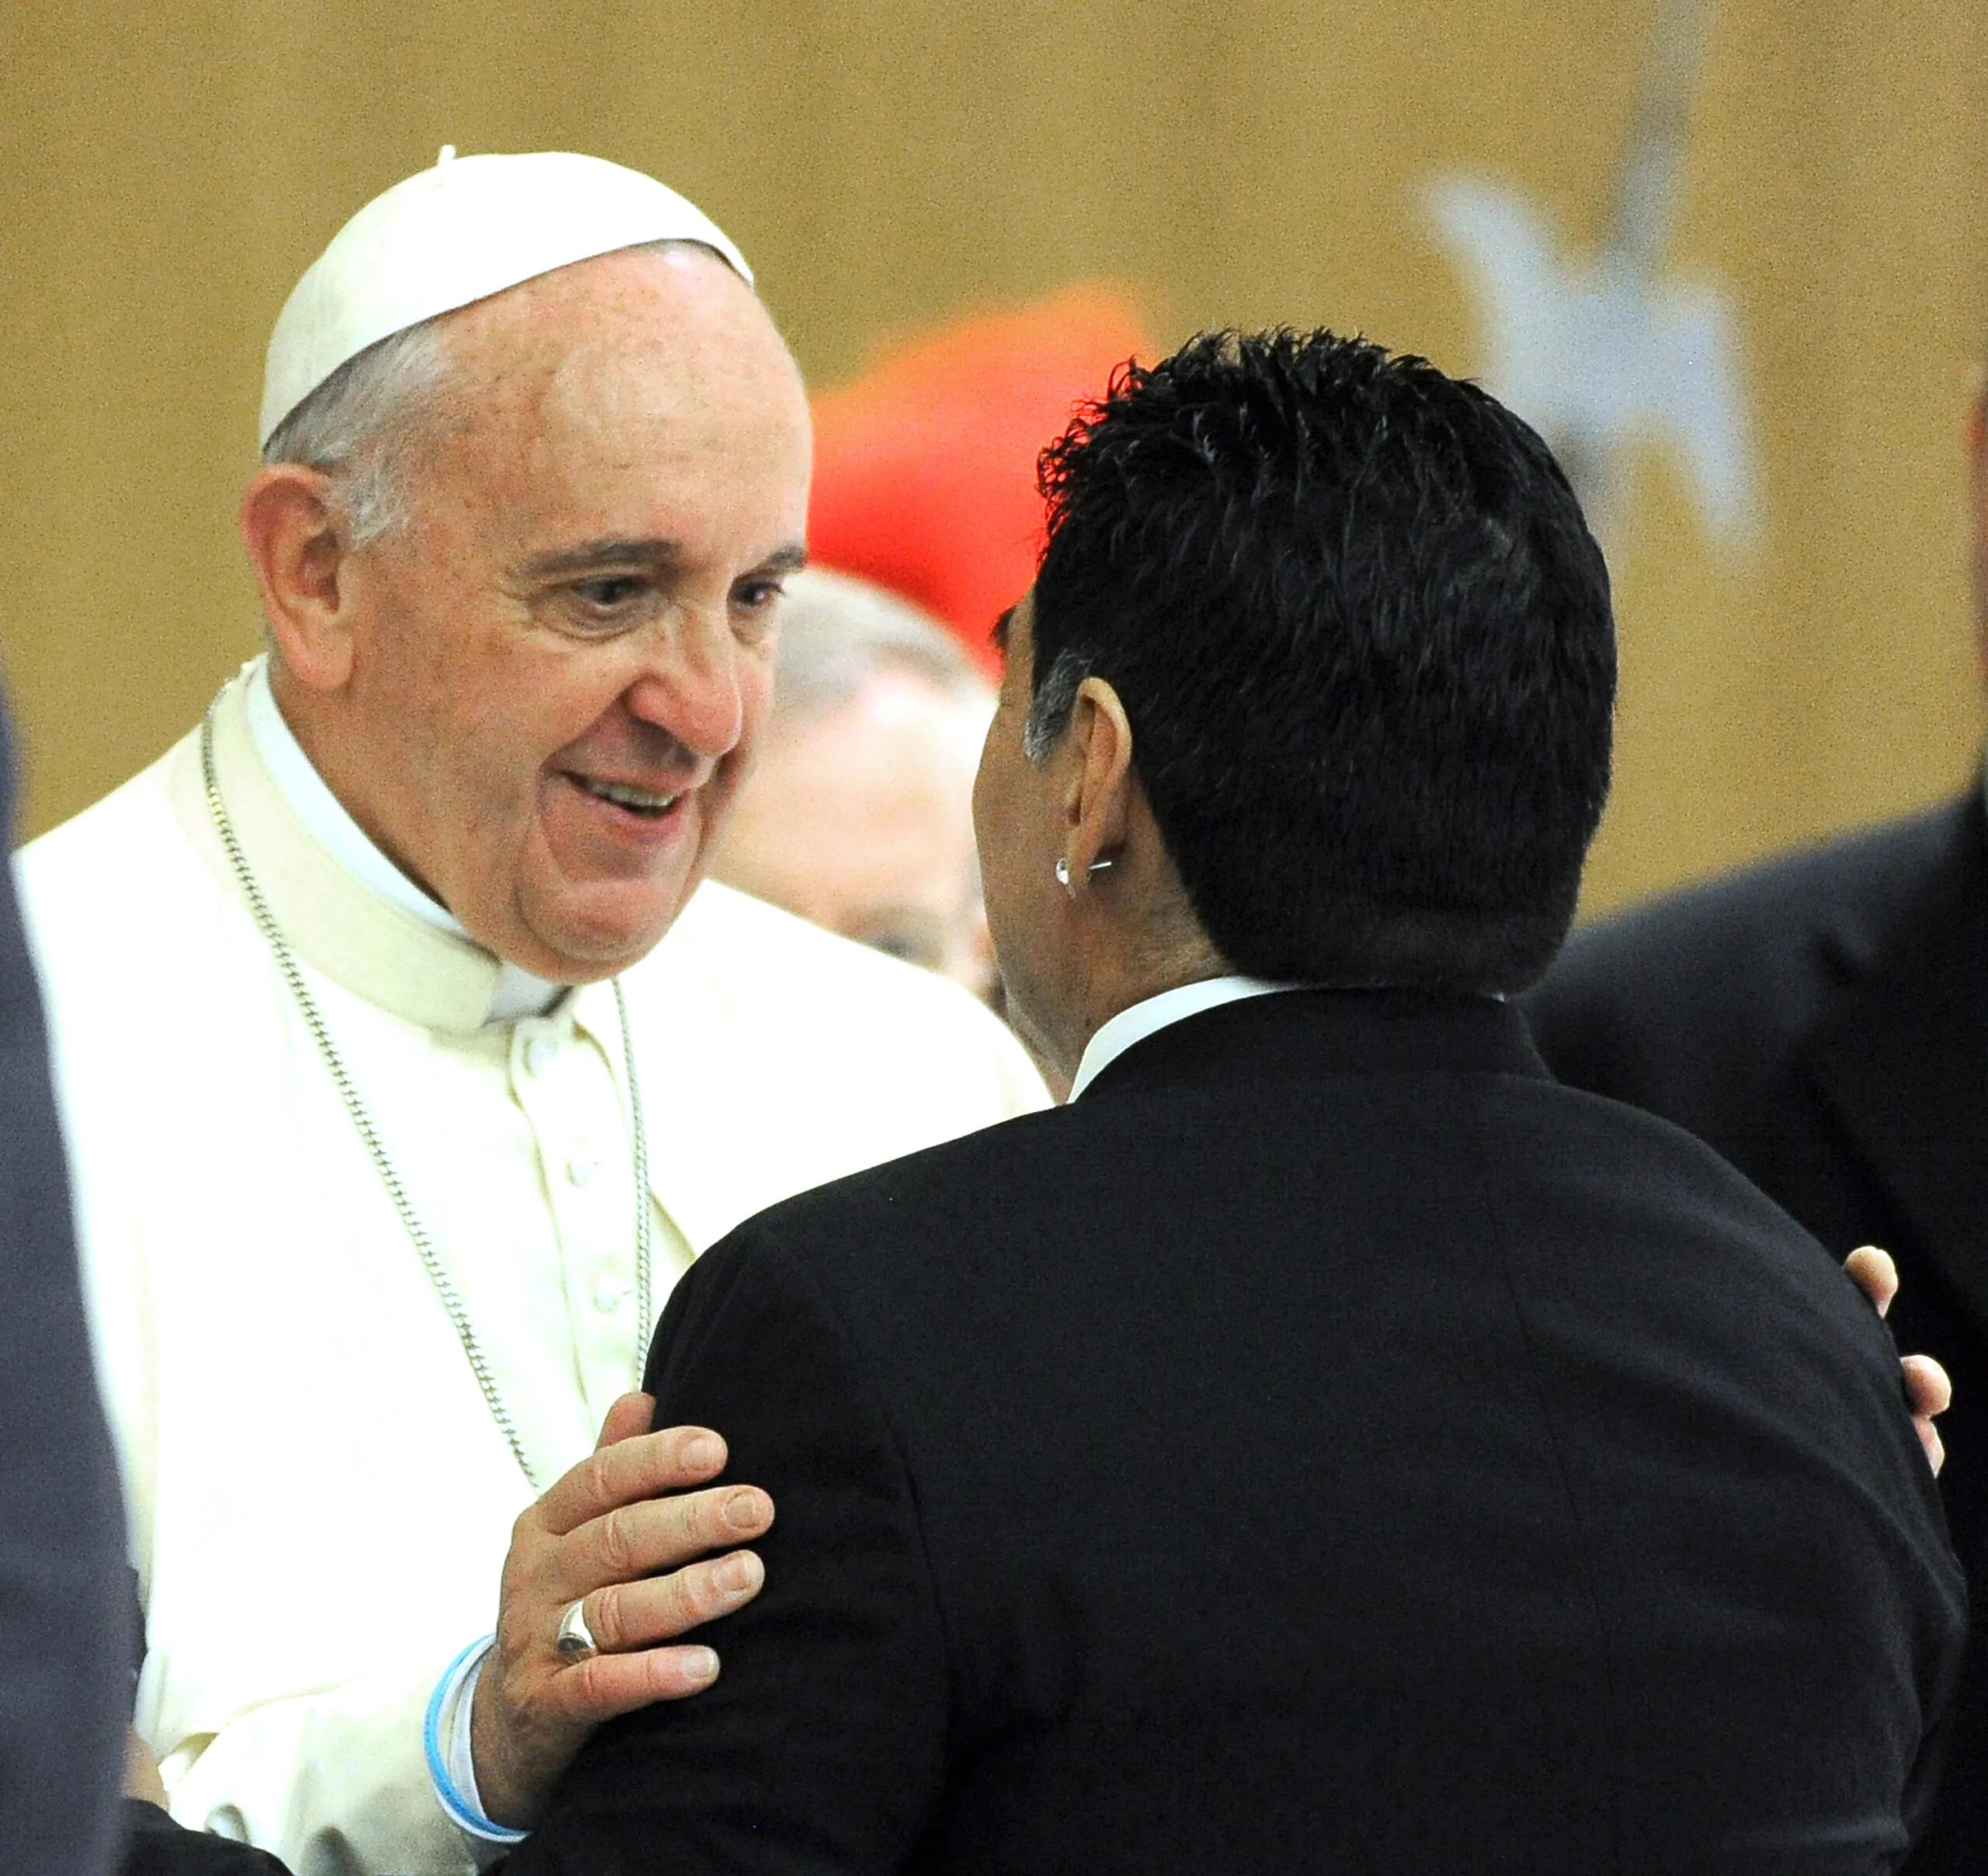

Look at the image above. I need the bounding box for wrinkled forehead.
[416,247,811,508]
[450,245,800,414]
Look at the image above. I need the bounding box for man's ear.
[1060,676,1136,879]
[239,464,360,692]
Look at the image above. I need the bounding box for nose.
[624,605,747,761]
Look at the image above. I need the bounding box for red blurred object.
[808,286,1154,673]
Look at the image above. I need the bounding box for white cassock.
[16,660,1048,1876]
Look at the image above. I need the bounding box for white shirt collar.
[1065,975,1304,1101]
[243,659,562,1023]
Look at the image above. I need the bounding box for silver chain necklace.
[200,697,654,1491]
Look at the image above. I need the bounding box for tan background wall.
[2,0,1983,915]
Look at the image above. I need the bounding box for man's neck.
[1065,974,1304,1101]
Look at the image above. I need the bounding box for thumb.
[595,1391,656,1449]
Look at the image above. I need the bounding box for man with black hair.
[508,331,1964,1874]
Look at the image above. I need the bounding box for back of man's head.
[1029,328,1615,995]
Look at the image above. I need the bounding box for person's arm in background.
[0,704,128,1876]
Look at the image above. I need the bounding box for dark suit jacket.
[516,990,1963,1874]
[1527,794,1988,1874]
[0,710,128,1875]
[116,1804,292,1876]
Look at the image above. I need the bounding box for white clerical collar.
[1066,975,1305,1102]
[244,660,561,1022]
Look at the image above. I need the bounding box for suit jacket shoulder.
[1525,792,1988,1294]
[507,1211,957,1873]
[1529,797,1977,1107]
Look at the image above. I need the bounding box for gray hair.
[260,236,721,548]
[1021,646,1091,764]
[260,320,454,547]
[773,569,992,724]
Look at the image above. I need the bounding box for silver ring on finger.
[554,1596,600,1663]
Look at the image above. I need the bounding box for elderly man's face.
[335,245,812,980]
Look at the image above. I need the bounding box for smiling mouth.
[573,775,684,818]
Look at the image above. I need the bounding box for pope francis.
[17,151,1044,1876]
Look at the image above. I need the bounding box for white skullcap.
[259,147,752,447]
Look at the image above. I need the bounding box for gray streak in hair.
[259,321,453,547]
[1023,647,1091,763]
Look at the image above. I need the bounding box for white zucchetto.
[259,147,752,446]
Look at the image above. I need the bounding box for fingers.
[552,1641,725,1721]
[1902,1353,1951,1477]
[554,1481,774,1602]
[123,1727,167,1805]
[579,1548,766,1656]
[1843,1249,1952,1475]
[535,1423,732,1536]
[1902,1352,1952,1419]
[1843,1245,1898,1318]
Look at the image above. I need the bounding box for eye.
[572,575,647,610]
[730,576,788,641]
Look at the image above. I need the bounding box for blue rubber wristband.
[424,1635,527,1845]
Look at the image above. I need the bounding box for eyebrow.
[518,537,679,579]
[517,539,810,580]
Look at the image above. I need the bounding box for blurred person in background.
[808,287,1154,675]
[0,701,126,1876]
[1527,365,1988,1874]
[709,568,996,1001]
